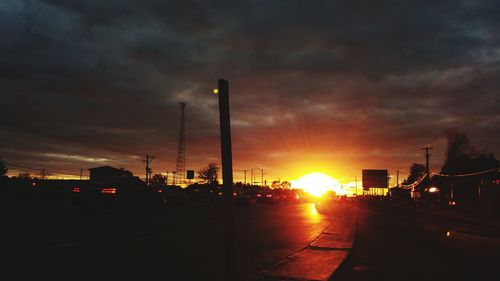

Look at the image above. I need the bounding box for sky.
[1,0,499,184]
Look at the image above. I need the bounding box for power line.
[433,167,498,177]
[6,163,82,178]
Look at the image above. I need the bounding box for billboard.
[186,170,195,180]
[362,169,388,189]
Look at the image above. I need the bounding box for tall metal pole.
[216,79,236,281]
[176,102,186,186]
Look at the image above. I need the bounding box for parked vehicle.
[256,192,274,204]
[72,179,166,211]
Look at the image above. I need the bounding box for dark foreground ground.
[333,199,500,281]
[3,198,498,281]
[0,199,331,280]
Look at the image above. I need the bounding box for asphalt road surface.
[332,199,500,281]
[1,199,333,280]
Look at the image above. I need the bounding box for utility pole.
[396,170,399,187]
[241,169,248,185]
[421,146,433,180]
[176,102,187,186]
[215,78,236,281]
[355,176,357,196]
[251,168,260,186]
[143,154,155,185]
[261,169,264,187]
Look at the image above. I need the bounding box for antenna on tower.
[175,102,186,186]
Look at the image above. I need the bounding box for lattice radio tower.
[175,102,186,186]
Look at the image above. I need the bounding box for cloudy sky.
[1,0,499,183]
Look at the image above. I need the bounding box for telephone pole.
[143,154,155,185]
[396,170,399,187]
[240,169,248,185]
[251,168,260,185]
[261,169,265,187]
[215,78,236,281]
[41,169,46,180]
[355,176,358,195]
[79,168,83,180]
[421,146,433,180]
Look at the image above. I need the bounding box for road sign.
[411,191,421,198]
[362,169,388,190]
[186,170,195,179]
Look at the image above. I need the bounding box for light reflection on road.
[308,202,322,224]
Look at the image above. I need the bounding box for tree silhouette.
[18,172,32,179]
[198,162,219,185]
[441,129,499,175]
[0,157,7,177]
[405,163,426,184]
[151,173,167,185]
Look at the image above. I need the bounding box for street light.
[251,168,260,186]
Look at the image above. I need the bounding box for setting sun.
[291,172,342,197]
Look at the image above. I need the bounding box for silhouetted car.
[155,186,188,204]
[274,190,301,203]
[256,192,274,204]
[214,191,250,205]
[72,180,166,211]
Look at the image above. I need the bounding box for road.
[1,199,332,280]
[332,199,500,281]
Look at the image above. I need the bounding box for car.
[154,186,188,204]
[213,190,250,205]
[256,192,274,204]
[72,180,166,211]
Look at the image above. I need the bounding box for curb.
[252,205,358,281]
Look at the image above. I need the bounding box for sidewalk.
[252,204,357,281]
[389,199,500,246]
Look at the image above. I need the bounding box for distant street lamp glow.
[428,187,439,193]
[213,88,219,94]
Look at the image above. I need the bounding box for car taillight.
[233,192,237,196]
[266,194,272,198]
[256,194,262,197]
[101,188,117,194]
[157,189,163,193]
[72,187,80,193]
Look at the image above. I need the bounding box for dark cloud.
[1,0,499,181]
